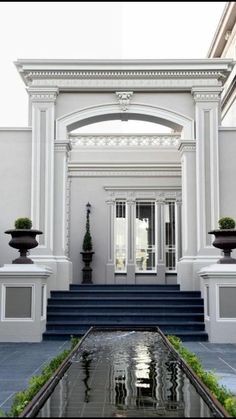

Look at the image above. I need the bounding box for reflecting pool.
[37,331,217,417]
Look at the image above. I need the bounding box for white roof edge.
[14,58,234,68]
[0,127,32,131]
[207,2,236,58]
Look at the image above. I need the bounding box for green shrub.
[14,217,32,229]
[82,207,93,251]
[167,335,236,417]
[82,231,93,251]
[218,216,236,229]
[8,337,80,417]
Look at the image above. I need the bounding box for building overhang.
[14,59,234,92]
[207,2,236,58]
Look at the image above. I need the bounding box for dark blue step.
[47,304,204,314]
[51,290,201,298]
[70,284,180,291]
[47,297,203,306]
[42,330,208,342]
[44,284,207,341]
[46,321,205,331]
[46,313,204,322]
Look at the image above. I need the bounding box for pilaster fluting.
[54,140,72,257]
[27,87,58,255]
[192,87,222,254]
[106,198,115,283]
[126,196,136,284]
[156,196,165,282]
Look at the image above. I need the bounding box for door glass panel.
[115,202,127,271]
[136,202,155,271]
[165,201,176,271]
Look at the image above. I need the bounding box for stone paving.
[0,340,70,413]
[184,341,236,394]
[0,340,236,414]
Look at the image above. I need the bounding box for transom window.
[114,200,177,273]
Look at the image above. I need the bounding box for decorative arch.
[56,103,194,140]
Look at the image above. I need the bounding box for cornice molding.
[54,140,72,152]
[68,163,181,178]
[178,140,196,154]
[15,59,234,90]
[103,186,182,201]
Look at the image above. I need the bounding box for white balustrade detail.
[70,134,181,148]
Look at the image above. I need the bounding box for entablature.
[15,59,234,92]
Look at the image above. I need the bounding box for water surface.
[37,331,215,417]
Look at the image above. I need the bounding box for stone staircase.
[43,284,208,341]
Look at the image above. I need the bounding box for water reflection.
[81,350,92,403]
[37,331,215,417]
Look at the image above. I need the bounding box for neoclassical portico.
[13,59,233,291]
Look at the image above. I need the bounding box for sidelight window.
[136,202,156,272]
[115,201,127,272]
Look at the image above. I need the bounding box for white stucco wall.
[56,92,195,124]
[0,129,32,266]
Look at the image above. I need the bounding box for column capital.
[54,140,72,153]
[155,192,165,204]
[27,87,59,103]
[191,87,222,103]
[126,192,136,204]
[178,140,196,155]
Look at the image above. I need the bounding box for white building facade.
[0,58,236,295]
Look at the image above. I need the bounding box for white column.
[106,198,115,284]
[191,87,222,289]
[27,88,64,293]
[53,141,73,289]
[192,87,222,254]
[156,196,165,283]
[127,197,136,284]
[27,87,58,256]
[177,141,197,290]
[176,197,182,263]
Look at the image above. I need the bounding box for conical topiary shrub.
[81,203,94,283]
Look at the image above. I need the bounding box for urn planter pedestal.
[5,229,42,264]
[208,229,236,264]
[80,251,94,284]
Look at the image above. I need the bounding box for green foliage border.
[167,335,236,417]
[0,336,80,418]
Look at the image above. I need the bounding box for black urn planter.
[80,251,94,284]
[209,229,236,264]
[5,229,43,264]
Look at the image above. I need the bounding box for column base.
[177,256,219,291]
[157,264,165,283]
[0,264,52,342]
[106,263,115,284]
[127,264,135,284]
[31,256,72,295]
[199,264,236,343]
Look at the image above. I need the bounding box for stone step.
[47,304,204,313]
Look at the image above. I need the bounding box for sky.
[0,1,227,129]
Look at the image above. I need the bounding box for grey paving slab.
[184,341,236,396]
[0,340,70,413]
